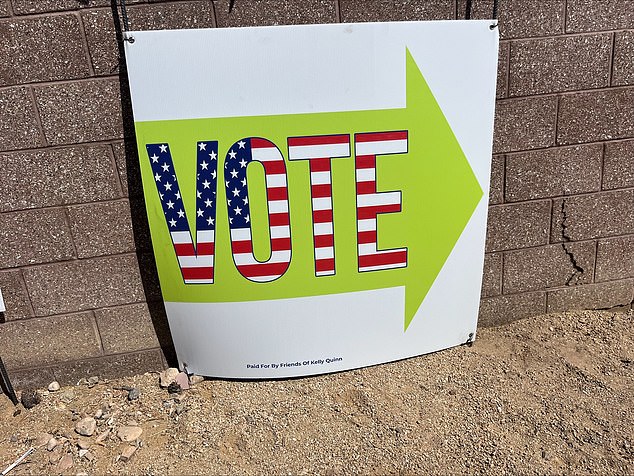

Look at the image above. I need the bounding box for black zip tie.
[490,0,500,29]
[229,0,236,13]
[120,0,130,31]
[0,356,18,406]
[465,0,472,20]
[120,0,135,43]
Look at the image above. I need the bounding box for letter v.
[146,141,219,284]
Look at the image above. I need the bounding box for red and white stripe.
[170,230,215,284]
[231,138,291,282]
[355,131,408,273]
[289,134,350,276]
[230,227,291,282]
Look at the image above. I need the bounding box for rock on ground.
[159,368,180,388]
[120,445,137,462]
[74,417,96,437]
[117,426,143,442]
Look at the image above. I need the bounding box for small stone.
[189,374,205,385]
[87,376,99,387]
[95,430,110,443]
[127,387,140,401]
[120,445,137,462]
[117,425,143,442]
[77,438,91,450]
[78,449,88,458]
[175,404,186,416]
[94,409,103,419]
[159,368,180,387]
[83,451,95,462]
[167,382,181,394]
[48,381,61,392]
[35,433,54,447]
[47,438,59,451]
[21,389,40,409]
[75,417,97,437]
[175,372,190,390]
[9,435,17,443]
[58,389,75,403]
[56,454,73,471]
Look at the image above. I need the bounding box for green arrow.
[134,48,482,330]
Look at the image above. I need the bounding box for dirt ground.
[0,309,632,475]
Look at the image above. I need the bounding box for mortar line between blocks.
[488,186,634,209]
[608,31,617,86]
[600,142,607,191]
[18,268,37,318]
[26,86,48,147]
[62,206,80,260]
[107,142,125,197]
[12,347,163,375]
[553,94,561,147]
[75,11,96,77]
[90,310,106,354]
[0,138,125,155]
[0,197,134,217]
[0,74,121,93]
[592,239,599,283]
[500,251,506,295]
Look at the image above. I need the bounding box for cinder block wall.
[0,0,632,388]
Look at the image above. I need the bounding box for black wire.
[492,0,499,20]
[0,356,18,406]
[120,0,130,32]
[465,0,472,20]
[229,0,235,13]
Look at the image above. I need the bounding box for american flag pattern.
[355,131,409,272]
[226,138,292,282]
[146,142,218,284]
[288,134,350,276]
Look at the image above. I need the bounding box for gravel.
[0,309,631,475]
